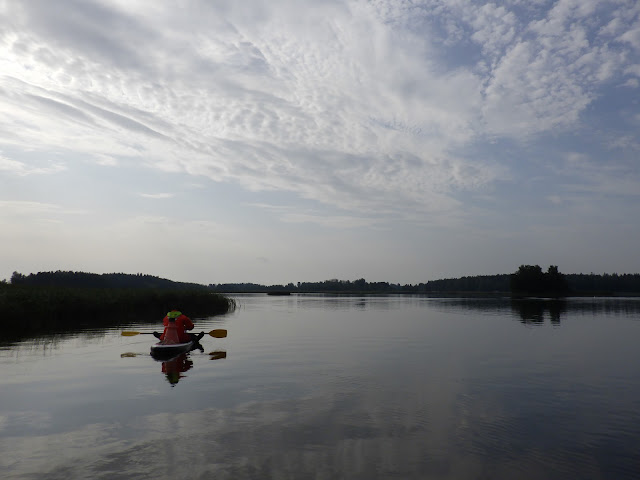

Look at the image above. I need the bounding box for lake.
[1,295,640,479]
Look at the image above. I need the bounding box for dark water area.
[1,295,640,479]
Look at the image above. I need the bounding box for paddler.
[153,309,196,343]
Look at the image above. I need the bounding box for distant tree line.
[210,278,428,294]
[210,268,640,295]
[565,272,640,294]
[209,273,529,294]
[209,275,512,294]
[9,270,208,290]
[422,275,511,293]
[5,267,640,297]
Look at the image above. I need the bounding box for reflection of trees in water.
[434,297,511,312]
[293,294,406,312]
[511,299,566,325]
[1,316,159,346]
[2,329,115,353]
[434,297,640,326]
[517,297,640,323]
[566,298,640,316]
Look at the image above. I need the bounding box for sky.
[1,0,639,286]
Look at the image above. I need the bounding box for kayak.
[149,331,206,360]
[150,340,196,360]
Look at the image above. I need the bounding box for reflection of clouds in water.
[106,401,438,478]
[0,410,52,436]
[1,422,125,478]
[3,297,640,478]
[2,380,638,479]
[0,391,440,478]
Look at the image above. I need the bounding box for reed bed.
[0,284,235,342]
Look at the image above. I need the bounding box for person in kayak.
[153,309,195,343]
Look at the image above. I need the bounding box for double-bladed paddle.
[121,329,227,338]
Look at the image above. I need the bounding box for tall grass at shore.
[0,283,235,342]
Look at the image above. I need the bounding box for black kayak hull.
[150,341,195,360]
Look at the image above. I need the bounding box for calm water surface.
[1,295,640,479]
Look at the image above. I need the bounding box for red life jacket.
[159,311,194,343]
[162,321,181,344]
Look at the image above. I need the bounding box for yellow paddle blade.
[121,331,142,336]
[208,329,227,338]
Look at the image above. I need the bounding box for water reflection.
[158,347,227,386]
[2,295,640,479]
[0,312,160,346]
[209,350,227,360]
[152,339,211,386]
[0,328,116,350]
[3,384,638,480]
[431,296,640,326]
[511,299,566,325]
[161,353,194,385]
[235,293,410,311]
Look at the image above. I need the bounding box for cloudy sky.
[1,0,639,285]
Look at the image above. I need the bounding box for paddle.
[121,329,227,338]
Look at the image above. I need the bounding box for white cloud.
[138,193,175,199]
[1,0,492,217]
[620,26,640,50]
[468,3,518,60]
[608,134,640,150]
[625,64,640,78]
[0,200,85,216]
[279,213,378,229]
[479,0,633,137]
[0,153,65,175]
[1,2,633,192]
[1,0,640,281]
[556,152,640,197]
[246,203,379,228]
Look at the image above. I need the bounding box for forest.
[8,271,208,290]
[210,267,640,295]
[5,266,640,297]
[1,271,235,342]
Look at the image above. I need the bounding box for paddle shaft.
[121,329,227,338]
